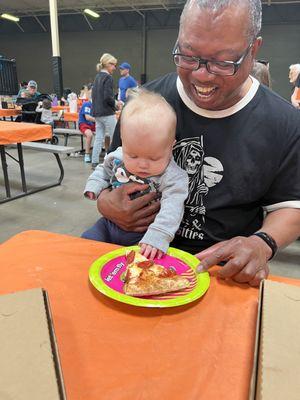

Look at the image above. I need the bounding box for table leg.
[0,144,11,198]
[17,143,27,193]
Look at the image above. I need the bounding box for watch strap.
[252,231,278,260]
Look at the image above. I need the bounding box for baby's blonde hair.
[120,88,177,142]
[96,53,117,72]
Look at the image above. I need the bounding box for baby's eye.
[150,157,160,162]
[129,155,137,159]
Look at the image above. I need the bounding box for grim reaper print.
[173,137,224,241]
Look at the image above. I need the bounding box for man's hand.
[195,236,272,287]
[97,183,160,232]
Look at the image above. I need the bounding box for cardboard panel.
[0,288,66,400]
[250,280,300,400]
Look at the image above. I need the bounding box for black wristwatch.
[252,231,278,260]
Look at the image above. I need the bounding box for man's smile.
[193,83,218,99]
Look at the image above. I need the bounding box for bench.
[20,141,74,154]
[7,142,75,198]
[53,128,84,151]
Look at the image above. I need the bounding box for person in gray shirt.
[82,89,188,260]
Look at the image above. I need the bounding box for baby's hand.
[140,243,164,260]
[84,191,96,200]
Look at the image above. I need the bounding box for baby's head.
[42,99,52,110]
[120,89,176,178]
[21,90,30,98]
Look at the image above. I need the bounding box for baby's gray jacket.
[84,147,189,253]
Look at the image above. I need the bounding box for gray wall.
[0,28,177,96]
[0,22,299,100]
[260,24,300,99]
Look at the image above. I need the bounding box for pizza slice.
[123,250,190,297]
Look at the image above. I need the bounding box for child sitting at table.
[36,99,54,128]
[82,89,189,259]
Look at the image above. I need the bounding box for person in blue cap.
[118,62,138,104]
[26,80,41,100]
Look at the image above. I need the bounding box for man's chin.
[190,94,219,111]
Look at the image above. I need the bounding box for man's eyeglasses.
[172,42,253,76]
[256,59,269,67]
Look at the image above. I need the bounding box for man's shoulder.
[143,73,178,102]
[257,85,300,122]
[144,73,176,92]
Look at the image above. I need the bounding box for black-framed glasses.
[256,59,269,67]
[172,41,253,76]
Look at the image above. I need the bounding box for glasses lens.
[208,61,235,76]
[173,54,198,70]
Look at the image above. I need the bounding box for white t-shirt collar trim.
[176,76,260,118]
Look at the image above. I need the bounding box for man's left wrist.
[251,231,278,260]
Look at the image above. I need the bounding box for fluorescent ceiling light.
[1,13,20,22]
[83,9,100,18]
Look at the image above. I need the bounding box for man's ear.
[252,36,263,57]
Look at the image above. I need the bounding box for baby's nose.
[138,159,149,169]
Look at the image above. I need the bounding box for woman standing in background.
[289,64,300,109]
[91,53,118,169]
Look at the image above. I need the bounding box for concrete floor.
[1,135,300,279]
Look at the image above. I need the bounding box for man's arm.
[196,208,300,287]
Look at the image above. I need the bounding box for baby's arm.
[35,102,43,112]
[83,147,123,199]
[139,160,189,258]
[140,243,164,260]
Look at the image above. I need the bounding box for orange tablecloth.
[0,121,52,145]
[63,112,78,122]
[52,105,70,112]
[1,230,299,399]
[0,109,21,118]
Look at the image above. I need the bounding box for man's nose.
[192,64,215,81]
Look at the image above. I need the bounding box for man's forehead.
[178,39,243,58]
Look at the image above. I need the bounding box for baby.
[82,89,189,259]
[36,98,54,127]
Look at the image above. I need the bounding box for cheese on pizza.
[123,250,190,297]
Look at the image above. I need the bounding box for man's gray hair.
[180,0,262,42]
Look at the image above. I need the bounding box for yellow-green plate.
[89,246,210,308]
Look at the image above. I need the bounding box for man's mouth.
[193,84,218,98]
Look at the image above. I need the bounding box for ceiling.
[1,0,300,17]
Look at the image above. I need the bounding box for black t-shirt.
[111,73,300,253]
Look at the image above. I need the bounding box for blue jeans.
[92,115,117,164]
[81,217,143,246]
